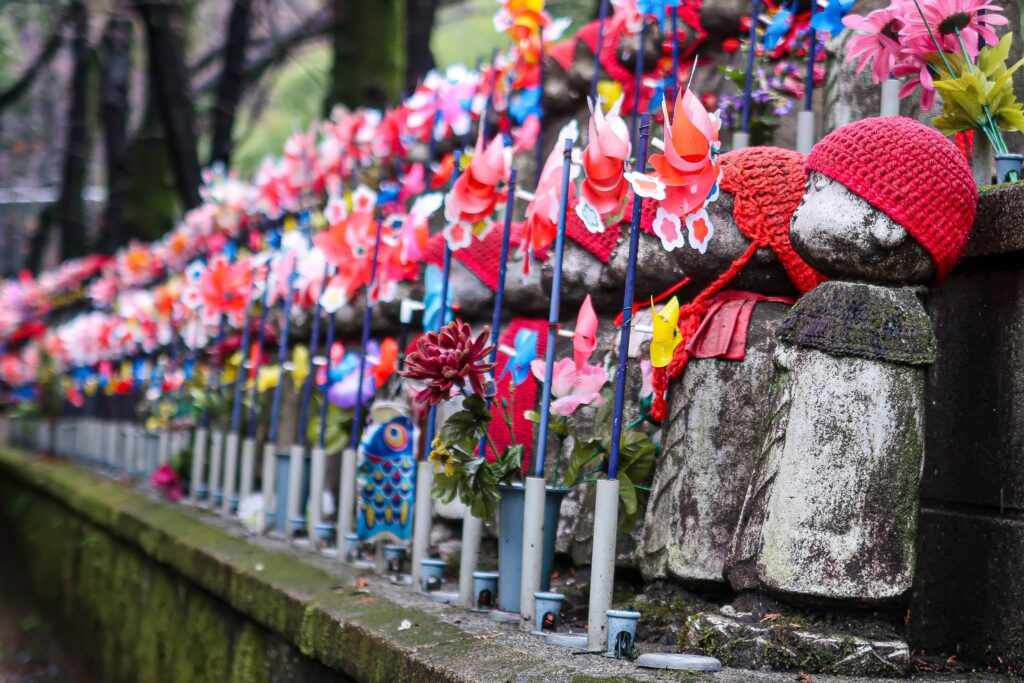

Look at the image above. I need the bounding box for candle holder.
[471,571,499,611]
[382,544,406,574]
[605,609,641,659]
[532,592,566,635]
[419,558,446,593]
[342,532,361,563]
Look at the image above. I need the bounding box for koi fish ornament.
[357,404,417,543]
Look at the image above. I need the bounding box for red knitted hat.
[719,146,825,294]
[805,116,977,283]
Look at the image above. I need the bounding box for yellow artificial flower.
[257,365,281,394]
[428,439,457,477]
[221,350,243,386]
[650,296,682,368]
[291,345,310,388]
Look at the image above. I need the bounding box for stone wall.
[909,183,1024,667]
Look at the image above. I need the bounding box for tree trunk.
[55,0,91,263]
[136,0,202,211]
[405,0,438,91]
[325,0,406,112]
[98,15,133,255]
[209,0,253,168]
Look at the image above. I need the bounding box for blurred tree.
[209,0,253,167]
[97,14,133,255]
[135,0,202,210]
[325,0,406,111]
[406,0,439,90]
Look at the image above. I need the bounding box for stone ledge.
[963,183,1024,260]
[0,448,717,682]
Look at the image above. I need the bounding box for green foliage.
[429,395,523,520]
[933,34,1024,139]
[305,395,352,455]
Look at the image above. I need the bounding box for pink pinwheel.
[444,132,511,249]
[520,121,579,271]
[573,294,599,370]
[577,96,631,231]
[200,255,253,318]
[530,356,608,416]
[627,87,721,253]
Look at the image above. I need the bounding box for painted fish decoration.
[357,414,416,543]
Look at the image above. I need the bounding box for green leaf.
[618,471,637,516]
[562,438,604,488]
[523,410,542,424]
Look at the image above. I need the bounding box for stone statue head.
[793,116,978,285]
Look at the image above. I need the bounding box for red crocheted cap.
[805,116,977,283]
[720,147,824,294]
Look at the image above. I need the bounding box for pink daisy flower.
[842,6,909,84]
[899,0,1007,60]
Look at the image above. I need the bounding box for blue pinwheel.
[423,265,451,332]
[500,329,538,386]
[763,6,794,51]
[810,0,855,37]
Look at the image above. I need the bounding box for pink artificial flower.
[530,356,608,417]
[151,464,183,503]
[899,0,1006,60]
[842,6,908,84]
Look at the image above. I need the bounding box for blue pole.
[246,266,273,440]
[533,138,575,479]
[229,275,257,435]
[423,154,463,452]
[671,5,680,97]
[317,311,336,450]
[348,220,385,451]
[631,22,649,155]
[741,0,762,134]
[476,168,518,458]
[804,0,817,112]
[608,114,652,480]
[535,40,546,186]
[267,261,298,446]
[590,0,610,101]
[297,264,331,446]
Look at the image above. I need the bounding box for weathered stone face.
[641,302,790,587]
[789,173,935,285]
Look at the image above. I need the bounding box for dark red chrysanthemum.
[400,320,494,406]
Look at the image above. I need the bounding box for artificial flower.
[580,96,632,218]
[573,295,599,370]
[530,356,608,416]
[401,320,495,406]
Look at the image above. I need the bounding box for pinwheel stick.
[423,155,462,452]
[317,312,336,450]
[230,279,258,436]
[608,114,652,481]
[246,267,273,440]
[297,265,331,443]
[590,0,610,100]
[349,220,385,452]
[805,0,818,113]
[268,263,298,446]
[631,22,649,155]
[477,168,518,460]
[533,138,575,479]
